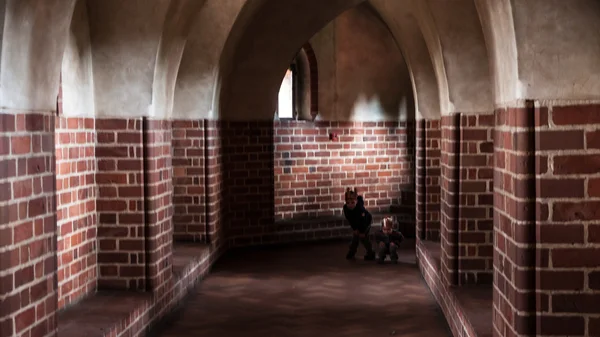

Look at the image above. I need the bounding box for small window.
[277,67,295,119]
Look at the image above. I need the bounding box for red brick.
[538,270,584,291]
[0,318,13,337]
[538,315,585,336]
[551,248,600,268]
[589,317,600,336]
[552,201,600,221]
[586,130,600,149]
[95,119,129,130]
[537,178,584,198]
[15,307,35,333]
[553,104,600,125]
[537,130,584,151]
[11,135,31,155]
[553,154,600,175]
[0,135,10,156]
[0,113,16,132]
[552,293,600,313]
[537,224,584,244]
[587,271,600,290]
[588,178,600,197]
[586,225,600,243]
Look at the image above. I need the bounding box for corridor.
[150,240,451,337]
[3,1,600,336]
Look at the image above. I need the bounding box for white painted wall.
[61,0,95,117]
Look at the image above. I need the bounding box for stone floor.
[149,239,452,337]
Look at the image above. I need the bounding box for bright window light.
[278,69,294,119]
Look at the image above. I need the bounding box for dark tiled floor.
[150,239,452,337]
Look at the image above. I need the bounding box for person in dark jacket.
[343,187,375,260]
[375,217,404,264]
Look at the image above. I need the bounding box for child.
[375,217,404,264]
[343,187,376,261]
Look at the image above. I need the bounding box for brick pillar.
[204,120,223,247]
[416,119,441,241]
[143,119,173,296]
[95,119,146,290]
[493,105,537,336]
[425,120,442,241]
[171,120,205,242]
[0,112,58,337]
[54,117,97,309]
[440,114,460,286]
[458,114,494,284]
[222,121,274,246]
[416,120,426,240]
[544,104,600,336]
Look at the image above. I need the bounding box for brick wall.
[219,120,416,247]
[440,115,460,287]
[205,121,224,247]
[539,104,600,336]
[439,114,494,287]
[494,104,600,336]
[416,119,441,241]
[172,120,205,242]
[222,121,275,246]
[0,112,58,337]
[493,106,537,336]
[172,120,418,248]
[95,119,146,290]
[274,120,415,219]
[54,117,97,309]
[458,115,494,285]
[143,119,173,295]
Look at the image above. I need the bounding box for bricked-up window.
[277,66,295,119]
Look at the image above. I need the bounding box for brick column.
[204,120,223,247]
[440,115,460,286]
[54,117,97,309]
[143,119,173,296]
[493,105,537,336]
[536,104,600,336]
[95,119,146,290]
[171,120,205,242]
[222,121,274,246]
[424,120,442,241]
[458,114,494,284]
[416,119,442,241]
[0,112,58,337]
[416,120,426,240]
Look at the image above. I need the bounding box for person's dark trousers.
[347,226,375,260]
[377,241,399,263]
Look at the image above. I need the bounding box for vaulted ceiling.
[2,0,600,120]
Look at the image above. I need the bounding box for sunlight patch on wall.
[350,94,385,121]
[349,93,410,122]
